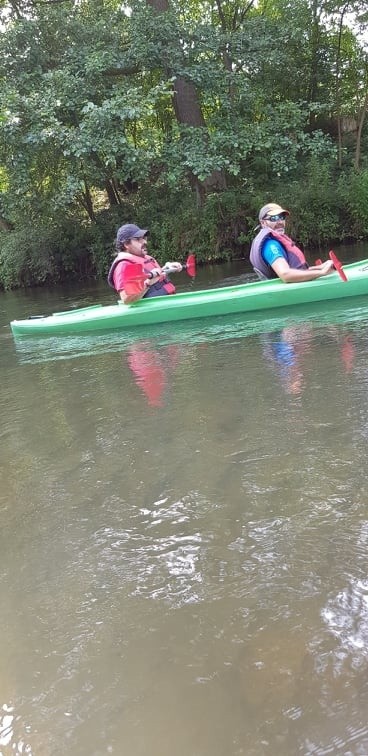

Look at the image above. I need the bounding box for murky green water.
[2,252,368,755]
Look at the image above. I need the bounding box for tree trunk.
[214,0,255,102]
[80,177,96,223]
[335,5,350,169]
[307,0,320,128]
[354,90,368,171]
[171,76,206,128]
[105,179,124,206]
[146,0,226,200]
[0,215,14,231]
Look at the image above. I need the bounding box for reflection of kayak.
[12,295,368,365]
[10,258,368,337]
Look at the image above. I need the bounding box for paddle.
[166,253,196,278]
[314,252,348,282]
[329,250,348,282]
[123,254,196,296]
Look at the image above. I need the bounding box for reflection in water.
[11,294,368,367]
[118,322,357,409]
[262,325,357,396]
[0,706,13,748]
[322,577,368,663]
[261,326,311,396]
[126,343,183,407]
[0,703,33,755]
[92,494,213,607]
[340,333,355,373]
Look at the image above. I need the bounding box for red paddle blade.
[185,253,196,278]
[329,250,348,282]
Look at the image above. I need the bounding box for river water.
[2,248,368,755]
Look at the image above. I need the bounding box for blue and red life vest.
[250,229,308,279]
[107,252,175,297]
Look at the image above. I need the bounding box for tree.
[0,0,367,289]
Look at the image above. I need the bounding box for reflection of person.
[107,223,182,304]
[263,324,356,396]
[250,203,334,283]
[262,327,308,396]
[126,343,182,407]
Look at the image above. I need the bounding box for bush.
[135,186,255,263]
[281,158,341,248]
[0,227,58,289]
[338,168,368,239]
[0,221,93,289]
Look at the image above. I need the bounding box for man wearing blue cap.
[107,223,182,304]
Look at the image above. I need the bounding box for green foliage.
[338,169,368,238]
[0,227,60,289]
[128,186,257,263]
[0,0,367,288]
[0,222,94,289]
[280,157,341,248]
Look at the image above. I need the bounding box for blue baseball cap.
[116,224,148,245]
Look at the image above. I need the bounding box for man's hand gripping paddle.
[314,251,348,282]
[123,254,196,297]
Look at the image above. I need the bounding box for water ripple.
[322,578,368,665]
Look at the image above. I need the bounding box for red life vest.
[107,252,175,296]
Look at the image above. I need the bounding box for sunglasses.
[264,213,288,222]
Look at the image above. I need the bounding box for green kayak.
[10,258,368,337]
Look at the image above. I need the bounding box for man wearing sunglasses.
[250,203,334,283]
[108,223,182,304]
